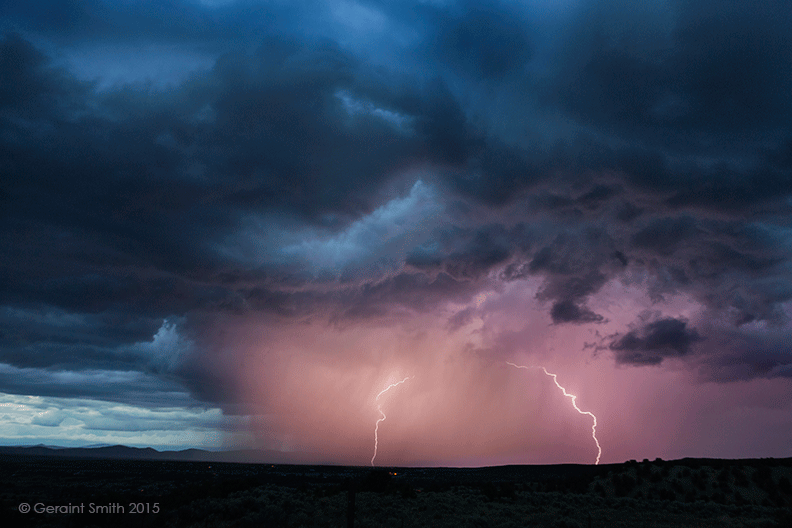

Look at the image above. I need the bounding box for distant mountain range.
[0,444,320,464]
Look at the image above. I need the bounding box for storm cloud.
[1,0,792,461]
[610,316,702,365]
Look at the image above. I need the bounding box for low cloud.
[610,316,702,365]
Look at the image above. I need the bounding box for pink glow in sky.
[198,277,792,467]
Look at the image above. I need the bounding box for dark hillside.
[2,452,790,527]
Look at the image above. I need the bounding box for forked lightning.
[371,376,412,466]
[507,362,601,465]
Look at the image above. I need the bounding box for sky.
[1,0,791,466]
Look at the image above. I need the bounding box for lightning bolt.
[371,376,412,467]
[507,362,601,465]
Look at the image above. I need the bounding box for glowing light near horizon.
[507,362,602,465]
[371,376,412,467]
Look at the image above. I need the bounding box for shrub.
[774,508,792,527]
[360,470,392,493]
[671,479,684,494]
[691,472,706,491]
[768,492,786,507]
[551,518,582,528]
[398,484,416,499]
[480,481,498,500]
[500,482,516,499]
[778,476,792,495]
[659,488,675,502]
[593,482,605,497]
[734,469,750,488]
[753,465,772,487]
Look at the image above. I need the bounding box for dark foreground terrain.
[2,450,791,527]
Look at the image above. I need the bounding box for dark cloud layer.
[610,317,702,365]
[431,1,533,80]
[2,0,792,416]
[548,0,792,140]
